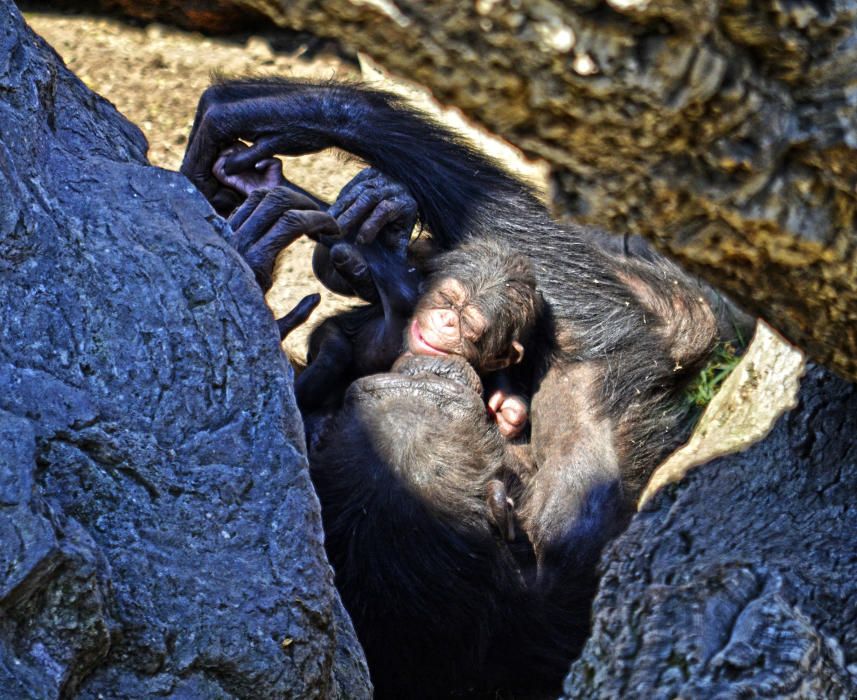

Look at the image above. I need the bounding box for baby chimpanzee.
[403,238,541,440]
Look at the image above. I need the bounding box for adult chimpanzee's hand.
[226,186,340,293]
[181,80,333,210]
[328,168,417,254]
[181,81,420,253]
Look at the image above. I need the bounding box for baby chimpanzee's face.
[405,278,488,362]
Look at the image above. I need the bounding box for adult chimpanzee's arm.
[181,78,542,247]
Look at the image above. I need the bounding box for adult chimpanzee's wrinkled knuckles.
[287,210,341,243]
[278,209,311,233]
[346,372,485,418]
[355,198,399,245]
[334,191,380,234]
[195,109,231,152]
[227,188,267,228]
[391,354,484,395]
[259,185,319,212]
[226,189,261,233]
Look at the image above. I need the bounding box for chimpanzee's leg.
[522,362,630,582]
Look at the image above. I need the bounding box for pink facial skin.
[406,310,461,357]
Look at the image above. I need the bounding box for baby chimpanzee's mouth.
[409,319,449,356]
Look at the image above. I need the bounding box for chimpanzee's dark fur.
[182,78,719,698]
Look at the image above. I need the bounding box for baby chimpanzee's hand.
[486,390,529,439]
[213,143,285,197]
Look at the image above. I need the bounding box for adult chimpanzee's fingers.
[231,187,322,254]
[333,191,383,240]
[181,105,241,202]
[381,198,418,253]
[226,189,267,248]
[277,293,321,339]
[357,196,417,249]
[354,199,399,245]
[290,210,343,243]
[222,136,281,175]
[329,243,380,303]
[252,210,339,260]
[327,168,376,220]
[244,210,340,292]
[329,170,418,250]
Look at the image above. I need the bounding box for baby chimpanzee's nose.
[437,308,458,328]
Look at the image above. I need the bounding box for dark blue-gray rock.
[0,2,370,697]
[561,366,857,699]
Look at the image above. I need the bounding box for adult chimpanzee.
[181,78,718,698]
[218,153,538,437]
[214,151,538,439]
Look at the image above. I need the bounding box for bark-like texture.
[83,0,857,381]
[46,0,264,32]
[0,3,371,698]
[562,365,856,698]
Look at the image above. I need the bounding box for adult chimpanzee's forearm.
[181,78,543,247]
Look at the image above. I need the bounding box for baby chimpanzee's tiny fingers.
[487,390,529,439]
[213,143,285,197]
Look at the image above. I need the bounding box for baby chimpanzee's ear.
[482,340,525,372]
[508,340,525,366]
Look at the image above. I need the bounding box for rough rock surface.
[640,321,805,507]
[82,0,857,381]
[562,365,857,698]
[0,2,370,697]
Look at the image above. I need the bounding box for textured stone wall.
[0,3,370,697]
